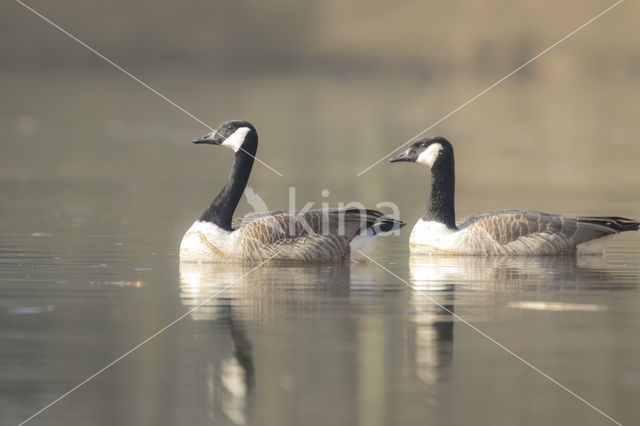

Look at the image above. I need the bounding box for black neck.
[200,144,256,230]
[423,157,456,229]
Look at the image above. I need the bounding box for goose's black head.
[193,120,258,155]
[389,136,453,169]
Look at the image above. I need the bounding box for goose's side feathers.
[233,208,403,235]
[453,210,639,255]
[240,231,352,261]
[459,211,638,242]
[410,211,639,256]
[183,209,404,262]
[234,209,404,260]
[231,210,289,229]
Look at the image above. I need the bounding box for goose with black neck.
[390,136,639,255]
[180,120,405,262]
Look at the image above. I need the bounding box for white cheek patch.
[416,143,442,167]
[222,127,251,152]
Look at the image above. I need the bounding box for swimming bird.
[390,136,639,255]
[180,120,404,262]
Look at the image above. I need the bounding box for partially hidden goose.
[390,136,639,255]
[180,120,405,262]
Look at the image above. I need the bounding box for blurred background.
[2,0,639,233]
[2,1,640,425]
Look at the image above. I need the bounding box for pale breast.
[179,221,239,262]
[409,219,463,254]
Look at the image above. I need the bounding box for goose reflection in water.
[178,262,362,425]
[180,263,258,425]
[406,257,455,387]
[179,262,356,321]
[409,254,627,292]
[405,254,636,387]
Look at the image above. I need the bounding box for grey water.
[3,156,640,426]
[2,66,640,426]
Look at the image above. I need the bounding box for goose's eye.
[420,142,427,148]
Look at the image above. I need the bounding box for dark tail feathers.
[584,216,640,233]
[372,216,406,235]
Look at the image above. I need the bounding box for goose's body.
[181,208,400,261]
[391,137,639,256]
[409,211,635,255]
[180,120,404,262]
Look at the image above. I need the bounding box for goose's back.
[411,210,638,255]
[233,208,402,260]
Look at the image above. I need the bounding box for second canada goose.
[390,136,639,255]
[180,120,405,262]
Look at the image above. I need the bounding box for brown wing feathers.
[462,210,639,246]
[228,208,404,259]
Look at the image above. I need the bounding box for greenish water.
[2,68,640,426]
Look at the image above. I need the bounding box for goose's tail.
[371,215,406,235]
[593,216,640,233]
[346,209,404,260]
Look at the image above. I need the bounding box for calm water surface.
[1,177,639,426]
[2,69,640,425]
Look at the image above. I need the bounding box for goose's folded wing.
[458,210,637,250]
[231,209,403,259]
[240,232,352,260]
[232,211,288,228]
[234,208,403,239]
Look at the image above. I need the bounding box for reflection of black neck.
[200,139,256,230]
[223,306,255,392]
[423,156,456,229]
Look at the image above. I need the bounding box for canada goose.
[180,120,404,262]
[390,136,639,255]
